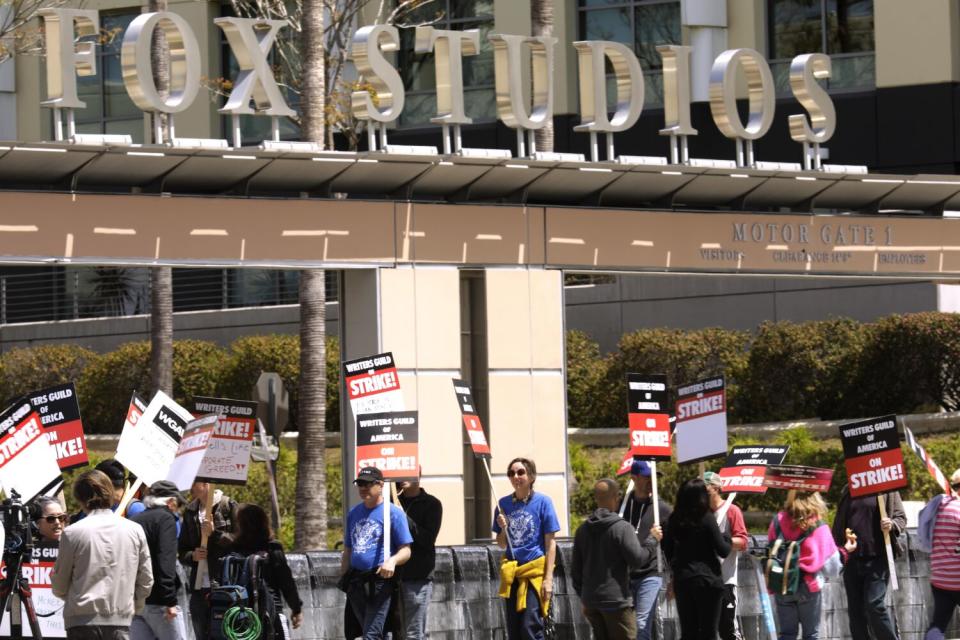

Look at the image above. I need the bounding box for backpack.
[210,552,280,640]
[765,518,811,596]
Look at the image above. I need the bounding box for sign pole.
[619,478,634,517]
[116,478,143,517]
[482,458,515,558]
[256,418,282,532]
[650,461,662,572]
[877,495,899,591]
[194,484,216,590]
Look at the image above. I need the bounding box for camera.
[0,490,34,558]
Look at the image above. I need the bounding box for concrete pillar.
[682,0,728,102]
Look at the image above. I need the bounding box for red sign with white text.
[717,445,789,493]
[452,380,491,458]
[616,449,634,476]
[27,383,88,471]
[343,352,405,416]
[626,374,671,461]
[763,465,834,493]
[838,415,907,498]
[191,397,257,486]
[355,411,419,482]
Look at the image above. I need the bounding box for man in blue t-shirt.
[341,466,413,639]
[493,457,561,640]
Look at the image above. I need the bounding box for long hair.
[670,478,710,529]
[73,470,115,511]
[785,491,828,527]
[231,503,274,551]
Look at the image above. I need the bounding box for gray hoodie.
[571,507,658,610]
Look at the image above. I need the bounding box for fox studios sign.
[39,10,836,166]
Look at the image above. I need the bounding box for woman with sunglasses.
[31,496,68,544]
[493,457,561,640]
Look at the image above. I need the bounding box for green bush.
[566,331,608,430]
[0,344,99,406]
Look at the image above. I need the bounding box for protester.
[769,492,857,640]
[622,461,672,640]
[52,469,154,640]
[30,496,67,543]
[922,470,960,640]
[179,481,237,640]
[69,460,144,524]
[493,457,561,640]
[341,466,412,639]
[210,504,304,638]
[662,477,731,640]
[572,478,663,640]
[831,487,906,640]
[704,472,749,640]
[129,481,187,640]
[398,472,444,640]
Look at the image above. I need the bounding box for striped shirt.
[931,496,960,590]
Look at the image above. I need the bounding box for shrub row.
[567,312,960,429]
[0,336,340,434]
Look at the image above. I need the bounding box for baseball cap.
[149,480,187,506]
[355,466,384,484]
[703,471,723,488]
[630,460,653,477]
[95,459,126,489]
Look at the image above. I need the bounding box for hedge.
[0,344,98,406]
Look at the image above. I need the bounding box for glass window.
[397,1,496,128]
[74,11,144,142]
[577,0,681,108]
[769,0,874,91]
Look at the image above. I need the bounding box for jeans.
[188,591,210,640]
[775,581,822,640]
[630,576,662,640]
[843,556,899,640]
[925,586,960,640]
[584,607,637,640]
[719,585,742,640]
[674,581,723,640]
[66,627,130,640]
[401,579,434,640]
[348,577,395,640]
[130,605,187,640]
[505,580,544,640]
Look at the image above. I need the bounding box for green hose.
[222,606,262,640]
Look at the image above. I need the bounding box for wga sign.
[39,10,837,168]
[153,406,187,443]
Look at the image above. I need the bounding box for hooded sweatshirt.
[572,508,658,610]
[768,512,847,593]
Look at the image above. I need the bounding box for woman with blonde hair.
[768,492,857,640]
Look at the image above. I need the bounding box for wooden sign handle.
[194,484,216,590]
[877,495,899,591]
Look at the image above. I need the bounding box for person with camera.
[52,470,154,640]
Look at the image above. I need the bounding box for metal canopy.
[1,141,960,214]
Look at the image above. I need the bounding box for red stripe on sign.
[628,413,671,459]
[845,449,908,498]
[346,370,401,400]
[463,415,490,455]
[356,442,419,479]
[718,465,768,493]
[45,418,89,469]
[0,414,44,468]
[675,390,725,421]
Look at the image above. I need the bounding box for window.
[397,0,496,128]
[577,0,681,108]
[75,12,144,142]
[768,0,875,93]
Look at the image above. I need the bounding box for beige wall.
[875,0,960,87]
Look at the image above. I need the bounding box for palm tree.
[294,0,327,552]
[531,0,554,153]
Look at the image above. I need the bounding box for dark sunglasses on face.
[507,468,527,478]
[952,482,960,491]
[42,515,68,524]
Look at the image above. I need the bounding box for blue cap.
[631,460,653,477]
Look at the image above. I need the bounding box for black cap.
[355,466,384,484]
[95,459,126,489]
[149,480,187,506]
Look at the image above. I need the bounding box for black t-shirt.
[847,495,880,557]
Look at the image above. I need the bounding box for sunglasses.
[507,468,527,478]
[952,483,960,492]
[42,514,68,524]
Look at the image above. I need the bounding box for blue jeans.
[130,605,187,640]
[402,579,434,639]
[843,556,898,640]
[348,577,395,640]
[505,580,543,640]
[630,576,662,640]
[775,582,822,640]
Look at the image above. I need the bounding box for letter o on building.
[121,12,201,113]
[708,48,775,141]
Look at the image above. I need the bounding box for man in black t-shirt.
[397,473,443,640]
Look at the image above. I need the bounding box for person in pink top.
[925,470,960,640]
[768,492,857,640]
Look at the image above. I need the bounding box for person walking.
[622,461,672,640]
[704,472,749,640]
[922,470,960,640]
[52,470,154,640]
[769,492,857,640]
[179,481,237,640]
[831,487,906,640]
[341,466,413,640]
[398,472,443,640]
[572,478,662,640]
[662,478,731,640]
[130,481,188,640]
[493,457,561,640]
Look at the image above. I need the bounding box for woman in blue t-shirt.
[492,457,561,640]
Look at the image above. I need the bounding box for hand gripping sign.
[0,401,62,501]
[838,415,907,499]
[717,445,789,493]
[355,411,419,482]
[343,352,405,417]
[626,373,671,461]
[27,382,89,471]
[452,379,490,458]
[675,375,728,465]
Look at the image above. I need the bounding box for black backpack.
[765,518,811,596]
[210,552,280,640]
